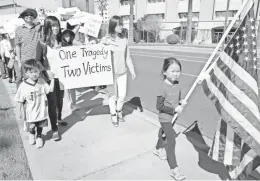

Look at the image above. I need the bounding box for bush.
[166,34,180,44]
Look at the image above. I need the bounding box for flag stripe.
[203,78,260,156]
[225,122,235,165]
[211,120,221,161]
[219,119,227,162]
[216,59,258,106]
[212,65,260,121]
[209,119,242,166]
[219,52,258,95]
[209,71,260,133]
[229,149,256,179]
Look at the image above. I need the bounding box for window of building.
[178,12,200,19]
[120,0,135,6]
[146,13,165,20]
[148,0,165,3]
[215,10,238,19]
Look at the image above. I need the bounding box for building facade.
[99,0,258,43]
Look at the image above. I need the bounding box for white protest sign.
[82,13,103,38]
[51,44,113,89]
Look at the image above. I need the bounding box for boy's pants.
[156,122,178,169]
[109,73,127,115]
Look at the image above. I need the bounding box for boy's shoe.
[117,110,125,122]
[35,137,44,148]
[111,114,119,127]
[170,167,186,181]
[52,131,61,141]
[28,133,36,145]
[153,148,167,160]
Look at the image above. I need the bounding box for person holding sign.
[102,16,136,127]
[35,16,67,141]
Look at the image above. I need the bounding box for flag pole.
[169,0,252,126]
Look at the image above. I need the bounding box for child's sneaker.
[52,131,61,141]
[153,148,167,160]
[117,110,125,122]
[111,114,119,127]
[170,167,186,181]
[28,133,36,145]
[35,137,44,148]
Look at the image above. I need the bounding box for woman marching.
[35,16,67,141]
[102,15,136,127]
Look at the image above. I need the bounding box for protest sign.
[67,12,102,38]
[51,44,113,89]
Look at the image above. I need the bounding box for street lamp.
[13,0,17,13]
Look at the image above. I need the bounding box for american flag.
[201,1,260,179]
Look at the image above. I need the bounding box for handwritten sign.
[68,12,102,38]
[51,44,113,89]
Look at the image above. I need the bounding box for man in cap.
[15,8,43,88]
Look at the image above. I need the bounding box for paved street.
[128,47,260,139]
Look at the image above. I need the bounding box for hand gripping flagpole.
[162,0,253,137]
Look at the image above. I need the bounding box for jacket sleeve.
[156,96,175,115]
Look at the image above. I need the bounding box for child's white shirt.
[14,78,50,123]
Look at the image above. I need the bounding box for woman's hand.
[175,105,184,114]
[179,99,187,107]
[131,71,136,80]
[47,70,55,80]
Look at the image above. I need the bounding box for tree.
[137,15,162,42]
[96,0,108,18]
[128,0,134,44]
[186,0,192,43]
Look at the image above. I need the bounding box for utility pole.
[186,0,192,44]
[222,0,230,50]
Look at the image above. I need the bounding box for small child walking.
[154,57,186,180]
[15,59,54,148]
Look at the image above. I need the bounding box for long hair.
[108,15,123,36]
[43,16,62,47]
[161,57,182,80]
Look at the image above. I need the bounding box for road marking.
[131,53,207,64]
[131,50,210,60]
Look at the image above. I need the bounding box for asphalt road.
[127,48,255,139]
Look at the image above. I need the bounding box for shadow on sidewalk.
[44,89,110,141]
[183,121,231,180]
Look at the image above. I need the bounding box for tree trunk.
[186,0,192,44]
[128,0,134,44]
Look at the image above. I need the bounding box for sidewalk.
[4,80,225,180]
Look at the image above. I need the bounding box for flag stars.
[252,41,256,46]
[236,49,240,54]
[245,57,249,61]
[229,44,234,48]
[243,34,248,38]
[244,49,249,53]
[242,27,247,31]
[251,33,256,38]
[236,42,240,47]
[253,57,257,62]
[236,35,240,40]
[243,41,248,46]
[250,18,254,23]
[251,26,255,30]
[252,49,257,54]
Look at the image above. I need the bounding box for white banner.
[51,44,113,89]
